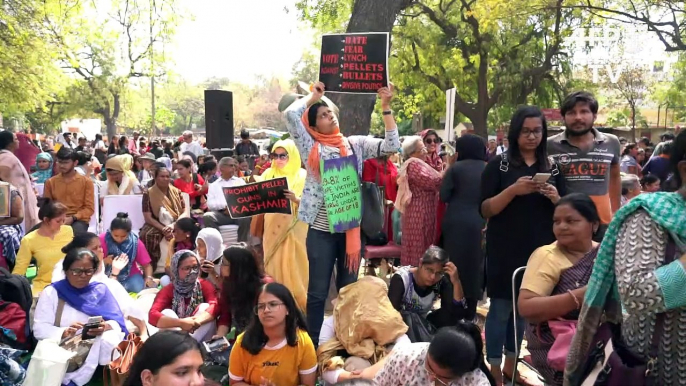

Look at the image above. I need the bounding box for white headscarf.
[197,228,224,263]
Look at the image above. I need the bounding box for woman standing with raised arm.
[283,81,400,346]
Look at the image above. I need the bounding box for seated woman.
[13,201,74,296]
[52,233,149,337]
[0,182,24,270]
[100,154,142,206]
[101,213,155,293]
[229,282,317,386]
[33,248,127,386]
[518,193,600,385]
[387,246,468,342]
[216,243,273,340]
[31,152,53,184]
[148,250,218,342]
[319,276,409,385]
[173,159,207,211]
[641,173,661,192]
[123,330,204,386]
[140,166,186,272]
[196,227,224,289]
[337,322,493,386]
[162,217,200,282]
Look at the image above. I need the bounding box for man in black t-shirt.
[234,130,259,169]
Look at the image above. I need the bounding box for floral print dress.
[373,342,491,386]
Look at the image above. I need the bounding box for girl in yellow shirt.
[13,201,74,295]
[229,283,317,386]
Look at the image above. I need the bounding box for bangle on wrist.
[567,289,581,309]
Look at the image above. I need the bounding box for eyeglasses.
[179,265,199,273]
[254,301,284,314]
[425,357,453,386]
[69,268,96,277]
[270,153,289,160]
[423,265,444,278]
[520,129,543,138]
[424,138,440,145]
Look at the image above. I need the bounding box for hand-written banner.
[320,155,362,233]
[223,177,291,219]
[319,32,389,94]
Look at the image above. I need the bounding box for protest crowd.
[1,81,686,386]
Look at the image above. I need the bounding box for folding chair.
[88,183,100,233]
[102,195,145,234]
[511,266,545,386]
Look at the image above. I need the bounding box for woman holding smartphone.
[479,106,566,385]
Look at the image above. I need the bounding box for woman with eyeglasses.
[480,106,566,385]
[215,243,273,341]
[228,282,317,386]
[260,139,309,311]
[33,248,127,386]
[148,250,218,342]
[387,246,467,342]
[396,136,444,267]
[336,322,493,386]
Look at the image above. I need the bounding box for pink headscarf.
[15,133,41,175]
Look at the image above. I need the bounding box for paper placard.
[223,178,291,219]
[319,32,389,94]
[320,155,362,233]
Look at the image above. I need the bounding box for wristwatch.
[382,110,393,116]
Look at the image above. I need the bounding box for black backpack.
[0,267,34,348]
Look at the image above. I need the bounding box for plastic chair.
[35,183,44,197]
[511,266,545,386]
[181,193,191,218]
[88,183,99,233]
[102,195,145,234]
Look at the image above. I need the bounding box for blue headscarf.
[31,152,53,183]
[52,279,128,335]
[104,230,139,282]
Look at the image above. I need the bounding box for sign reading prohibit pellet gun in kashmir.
[319,32,389,94]
[320,155,362,233]
[223,177,292,219]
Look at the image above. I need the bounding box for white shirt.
[496,145,507,155]
[207,176,246,211]
[180,141,205,158]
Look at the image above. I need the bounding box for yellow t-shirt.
[520,242,574,296]
[12,225,74,295]
[229,329,317,386]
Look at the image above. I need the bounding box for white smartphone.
[532,173,551,184]
[203,336,230,353]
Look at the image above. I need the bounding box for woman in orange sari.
[261,139,309,311]
[0,131,39,229]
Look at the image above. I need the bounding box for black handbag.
[359,146,386,239]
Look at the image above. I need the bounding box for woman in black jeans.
[480,106,566,385]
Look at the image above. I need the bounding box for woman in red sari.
[362,154,398,241]
[395,136,443,266]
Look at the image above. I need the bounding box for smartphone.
[82,316,103,339]
[532,173,551,184]
[203,336,230,353]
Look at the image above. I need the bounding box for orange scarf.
[302,108,361,273]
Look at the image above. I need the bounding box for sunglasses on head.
[424,138,440,145]
[105,168,121,173]
[270,153,289,160]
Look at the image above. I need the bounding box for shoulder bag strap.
[54,298,65,327]
[499,152,509,172]
[647,239,677,382]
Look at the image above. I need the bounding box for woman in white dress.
[34,248,127,386]
[51,232,150,337]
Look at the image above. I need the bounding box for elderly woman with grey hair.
[621,173,641,206]
[395,135,445,266]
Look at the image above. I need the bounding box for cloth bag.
[546,319,577,371]
[360,181,384,238]
[104,333,142,386]
[22,339,77,386]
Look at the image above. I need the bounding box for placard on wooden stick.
[319,32,389,94]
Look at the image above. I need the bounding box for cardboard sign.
[320,155,362,233]
[319,32,389,94]
[223,177,292,219]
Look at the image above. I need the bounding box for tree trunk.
[630,104,636,142]
[337,0,413,136]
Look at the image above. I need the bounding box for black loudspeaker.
[204,90,234,150]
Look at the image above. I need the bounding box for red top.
[148,279,219,326]
[218,275,274,328]
[173,174,206,201]
[362,158,399,202]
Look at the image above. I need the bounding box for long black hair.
[61,232,99,254]
[455,134,486,161]
[220,243,266,333]
[175,217,199,250]
[507,105,551,172]
[241,282,308,355]
[671,130,686,188]
[428,322,496,385]
[123,330,201,386]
